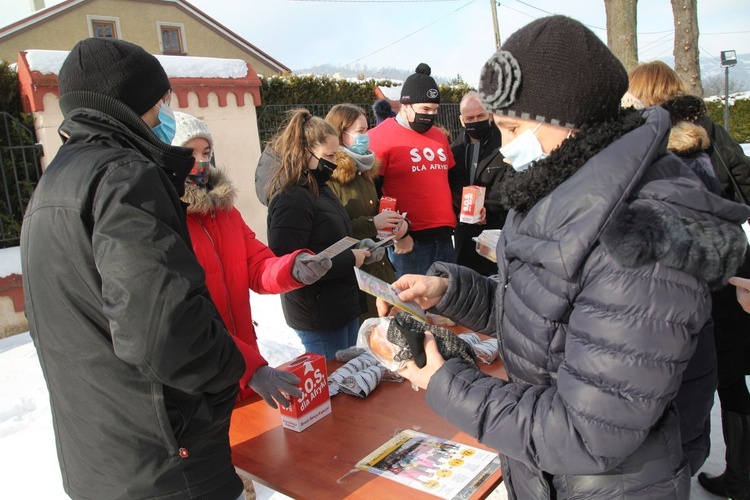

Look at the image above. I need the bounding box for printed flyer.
[356,429,501,499]
[354,267,427,321]
[313,236,359,261]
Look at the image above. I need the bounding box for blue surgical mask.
[499,123,548,172]
[151,103,176,144]
[346,132,370,155]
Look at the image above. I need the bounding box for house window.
[159,25,185,55]
[92,21,116,38]
[87,16,121,39]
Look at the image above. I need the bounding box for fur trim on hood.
[331,149,381,185]
[182,168,236,214]
[668,121,710,157]
[601,201,747,289]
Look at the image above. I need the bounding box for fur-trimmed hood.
[502,106,750,289]
[662,94,711,158]
[331,148,381,185]
[668,121,710,157]
[182,168,236,214]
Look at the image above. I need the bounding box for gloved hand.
[248,365,303,409]
[292,252,332,285]
[357,238,385,265]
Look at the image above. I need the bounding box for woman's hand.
[352,248,370,268]
[373,211,404,232]
[398,332,445,390]
[393,217,409,240]
[729,276,750,314]
[391,274,449,310]
[393,234,414,255]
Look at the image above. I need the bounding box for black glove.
[356,238,385,265]
[292,253,332,285]
[248,365,303,409]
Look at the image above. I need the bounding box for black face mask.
[465,119,492,141]
[409,112,436,134]
[308,152,337,184]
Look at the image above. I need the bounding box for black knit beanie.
[58,38,171,115]
[400,63,440,104]
[478,16,628,128]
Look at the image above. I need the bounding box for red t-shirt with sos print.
[368,118,456,232]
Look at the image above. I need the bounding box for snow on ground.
[0,289,301,500]
[0,246,21,278]
[0,244,740,499]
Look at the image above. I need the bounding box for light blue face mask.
[151,103,176,144]
[499,123,548,172]
[346,132,370,155]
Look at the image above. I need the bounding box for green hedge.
[705,96,750,144]
[0,61,24,117]
[0,61,38,248]
[256,74,475,144]
[258,73,473,106]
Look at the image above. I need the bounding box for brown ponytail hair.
[325,104,367,144]
[269,108,338,199]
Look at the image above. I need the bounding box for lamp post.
[721,50,738,133]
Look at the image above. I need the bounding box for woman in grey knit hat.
[383,15,750,500]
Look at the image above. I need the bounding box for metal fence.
[0,103,462,247]
[0,112,43,247]
[256,103,462,146]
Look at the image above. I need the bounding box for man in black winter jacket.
[450,91,511,276]
[21,38,246,500]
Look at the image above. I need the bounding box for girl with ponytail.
[267,109,370,359]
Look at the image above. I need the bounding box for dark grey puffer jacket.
[424,107,750,499]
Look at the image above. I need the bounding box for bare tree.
[604,0,639,72]
[702,73,741,98]
[671,0,703,95]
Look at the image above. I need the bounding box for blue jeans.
[388,237,456,278]
[294,317,360,360]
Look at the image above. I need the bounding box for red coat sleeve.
[239,212,308,293]
[234,335,268,401]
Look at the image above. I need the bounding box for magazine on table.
[355,429,501,499]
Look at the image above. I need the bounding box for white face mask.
[499,123,548,172]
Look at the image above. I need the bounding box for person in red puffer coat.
[173,111,331,406]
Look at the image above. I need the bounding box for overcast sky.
[1,0,748,86]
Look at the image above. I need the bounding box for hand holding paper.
[390,274,449,311]
[354,267,427,321]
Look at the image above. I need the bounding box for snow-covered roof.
[378,85,402,101]
[0,0,289,73]
[24,49,249,79]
